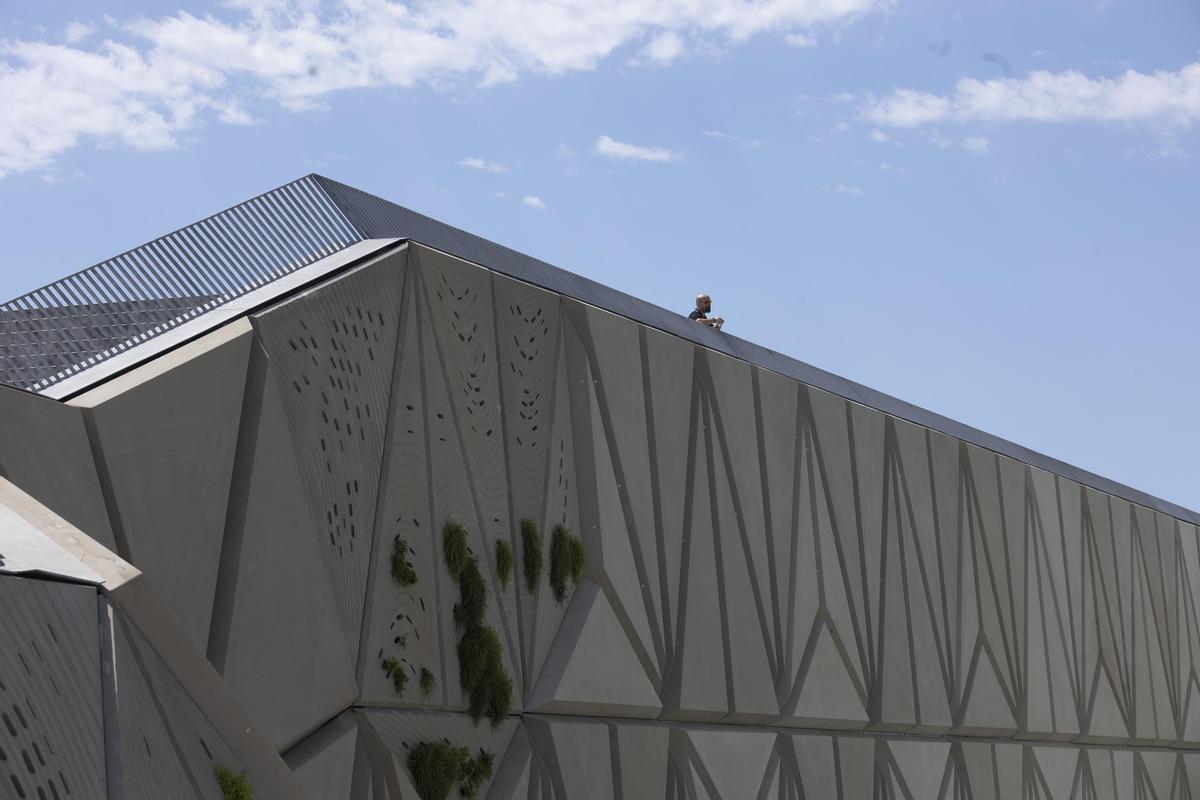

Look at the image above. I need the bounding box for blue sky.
[2,0,1198,510]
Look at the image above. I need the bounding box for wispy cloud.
[879,161,911,176]
[459,156,510,172]
[868,129,889,142]
[702,129,761,148]
[961,135,989,154]
[522,195,546,209]
[595,134,681,162]
[0,0,885,177]
[862,61,1200,128]
[827,183,864,196]
[784,33,816,47]
[64,21,93,44]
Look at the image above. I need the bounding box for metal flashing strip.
[0,175,365,394]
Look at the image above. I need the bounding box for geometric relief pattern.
[11,198,1200,800]
[554,294,1200,750]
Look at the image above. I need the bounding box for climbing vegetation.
[420,666,436,699]
[443,521,471,581]
[213,766,253,800]
[407,742,495,800]
[383,656,409,696]
[549,524,585,603]
[443,521,514,728]
[520,518,542,593]
[391,537,418,586]
[495,538,514,590]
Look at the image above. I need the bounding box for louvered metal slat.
[0,175,364,392]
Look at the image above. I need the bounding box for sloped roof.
[1,174,1195,525]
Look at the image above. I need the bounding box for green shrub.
[549,525,585,603]
[520,519,542,593]
[420,666,436,699]
[408,741,466,800]
[460,749,496,799]
[453,558,487,630]
[391,537,418,586]
[214,765,253,800]
[383,656,409,696]
[443,521,471,580]
[456,626,512,727]
[495,539,514,590]
[443,523,514,727]
[406,743,496,800]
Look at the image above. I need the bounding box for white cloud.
[961,135,989,153]
[784,33,816,47]
[862,61,1200,128]
[868,128,889,142]
[459,156,509,172]
[64,21,93,43]
[640,31,682,65]
[879,161,911,176]
[703,129,760,148]
[595,134,680,162]
[0,0,885,177]
[828,183,863,196]
[522,195,545,209]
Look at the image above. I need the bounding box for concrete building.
[1,174,1198,799]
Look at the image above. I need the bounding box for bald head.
[696,294,711,310]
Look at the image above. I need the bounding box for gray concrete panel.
[71,320,252,653]
[528,581,661,718]
[414,246,524,697]
[683,725,776,799]
[641,325,696,663]
[361,278,445,709]
[526,715,614,800]
[216,357,358,750]
[0,576,105,800]
[357,707,517,799]
[527,348,579,693]
[284,711,359,800]
[417,262,521,711]
[252,250,405,664]
[114,613,245,799]
[0,385,115,550]
[661,405,727,722]
[492,272,563,697]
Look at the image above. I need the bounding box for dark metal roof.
[0,175,359,393]
[2,173,1196,526]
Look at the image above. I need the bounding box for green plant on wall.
[420,666,436,699]
[495,539,514,590]
[459,749,495,799]
[213,765,253,800]
[443,521,471,581]
[408,741,464,800]
[520,519,542,593]
[383,656,409,696]
[407,742,496,800]
[549,524,585,603]
[391,537,418,586]
[443,521,513,727]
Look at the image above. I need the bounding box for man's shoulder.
[688,309,705,320]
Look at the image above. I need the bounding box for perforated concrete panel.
[0,576,105,800]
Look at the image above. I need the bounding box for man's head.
[695,293,712,312]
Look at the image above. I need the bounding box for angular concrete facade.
[2,176,1200,798]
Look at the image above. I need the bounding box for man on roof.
[688,293,725,330]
